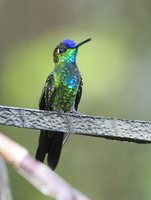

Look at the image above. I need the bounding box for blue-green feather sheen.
[52,48,80,111]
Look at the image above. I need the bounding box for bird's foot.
[70,108,81,115]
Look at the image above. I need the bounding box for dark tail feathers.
[35,130,63,170]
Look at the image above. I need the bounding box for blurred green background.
[0,1,151,200]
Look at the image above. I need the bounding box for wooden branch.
[0,158,13,200]
[0,105,151,143]
[0,132,90,200]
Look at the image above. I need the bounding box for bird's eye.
[56,48,65,54]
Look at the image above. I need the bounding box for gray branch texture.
[0,158,13,200]
[0,105,151,144]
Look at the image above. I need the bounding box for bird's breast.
[52,69,80,112]
[63,74,79,89]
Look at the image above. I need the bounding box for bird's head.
[53,38,91,64]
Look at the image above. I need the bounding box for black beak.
[75,38,92,48]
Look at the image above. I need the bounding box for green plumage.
[35,38,91,170]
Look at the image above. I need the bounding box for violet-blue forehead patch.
[62,39,77,48]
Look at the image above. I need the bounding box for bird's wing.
[74,76,83,111]
[39,72,55,110]
[36,72,64,170]
[36,72,55,163]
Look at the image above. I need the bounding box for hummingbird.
[35,38,91,170]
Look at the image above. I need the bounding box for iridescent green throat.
[58,48,77,64]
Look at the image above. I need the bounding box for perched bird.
[35,38,91,170]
